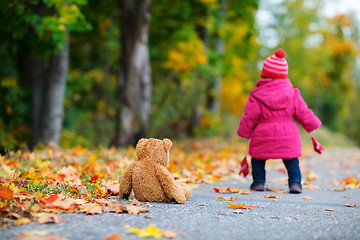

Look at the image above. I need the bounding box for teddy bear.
[119,138,191,204]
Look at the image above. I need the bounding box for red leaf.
[42,194,58,205]
[0,185,13,199]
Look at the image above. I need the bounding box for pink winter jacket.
[237,78,321,159]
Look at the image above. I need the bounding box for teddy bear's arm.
[155,165,186,204]
[119,163,134,199]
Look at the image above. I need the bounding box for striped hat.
[261,48,288,79]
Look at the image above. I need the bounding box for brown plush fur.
[119,138,191,204]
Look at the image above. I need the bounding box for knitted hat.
[261,48,288,79]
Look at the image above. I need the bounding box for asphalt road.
[1,148,360,240]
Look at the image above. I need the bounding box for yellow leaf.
[88,155,97,165]
[35,191,43,201]
[343,176,357,185]
[16,217,31,225]
[264,195,283,199]
[227,203,255,209]
[127,224,163,238]
[24,168,43,184]
[1,163,17,180]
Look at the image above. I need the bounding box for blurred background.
[0,0,359,151]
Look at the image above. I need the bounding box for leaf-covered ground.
[1,138,359,239]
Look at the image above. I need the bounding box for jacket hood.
[251,78,294,110]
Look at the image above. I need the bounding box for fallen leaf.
[45,197,74,210]
[1,163,20,181]
[213,187,242,194]
[343,176,357,185]
[306,170,319,182]
[0,184,13,199]
[105,234,122,240]
[325,209,334,212]
[227,203,255,209]
[126,224,177,239]
[36,213,67,224]
[129,199,147,205]
[8,212,22,219]
[104,204,126,213]
[277,167,287,175]
[162,230,178,239]
[42,194,58,205]
[21,230,52,236]
[15,217,31,225]
[125,205,149,215]
[266,187,286,194]
[79,203,103,215]
[16,231,68,240]
[264,195,283,199]
[237,189,251,195]
[127,224,163,238]
[345,203,357,207]
[217,196,238,201]
[101,181,119,195]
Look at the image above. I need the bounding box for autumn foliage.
[0,139,247,228]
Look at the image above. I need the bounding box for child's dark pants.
[251,157,301,185]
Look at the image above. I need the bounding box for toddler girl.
[237,48,321,193]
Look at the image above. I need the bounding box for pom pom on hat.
[261,48,288,79]
[275,48,285,58]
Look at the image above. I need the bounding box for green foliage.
[150,0,259,137]
[259,0,360,145]
[0,0,90,150]
[1,0,360,148]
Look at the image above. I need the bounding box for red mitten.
[311,137,324,154]
[239,156,249,177]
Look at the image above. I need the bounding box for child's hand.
[239,156,249,177]
[311,137,324,154]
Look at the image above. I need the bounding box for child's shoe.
[250,182,265,191]
[289,183,302,194]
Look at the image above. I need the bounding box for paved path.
[1,148,360,240]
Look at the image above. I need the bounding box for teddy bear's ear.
[163,138,172,152]
[136,138,148,152]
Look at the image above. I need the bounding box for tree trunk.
[30,56,46,148]
[112,0,152,147]
[207,0,227,114]
[38,31,69,145]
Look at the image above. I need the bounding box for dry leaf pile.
[0,139,247,228]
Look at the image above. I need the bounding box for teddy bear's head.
[135,138,172,166]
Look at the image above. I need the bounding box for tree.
[112,0,152,147]
[38,31,69,146]
[0,0,89,149]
